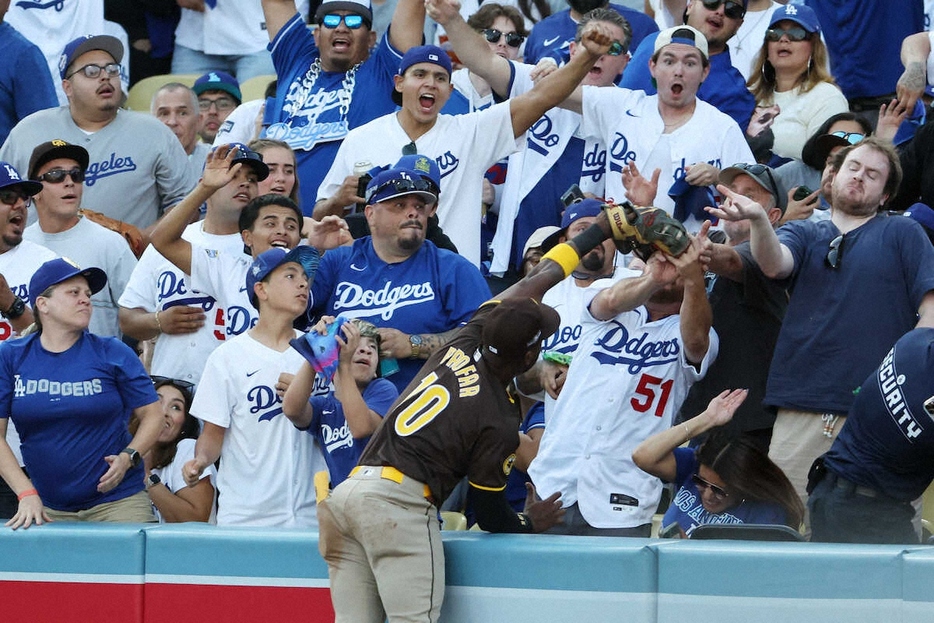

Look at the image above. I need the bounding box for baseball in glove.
[603,201,691,260]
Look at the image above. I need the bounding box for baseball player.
[317,195,690,620]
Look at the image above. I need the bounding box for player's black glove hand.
[603,201,691,261]
[523,483,565,533]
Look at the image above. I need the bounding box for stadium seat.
[440,511,468,531]
[690,523,806,542]
[240,74,277,102]
[125,73,199,112]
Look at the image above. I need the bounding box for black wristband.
[569,223,607,258]
[1,296,25,320]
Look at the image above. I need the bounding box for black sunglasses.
[0,188,30,206]
[481,28,525,48]
[366,177,435,203]
[402,141,418,156]
[692,473,730,500]
[729,162,781,202]
[35,167,85,184]
[765,26,809,42]
[825,233,845,269]
[700,0,745,20]
[607,40,628,56]
[151,375,195,395]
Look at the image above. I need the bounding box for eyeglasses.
[66,62,121,80]
[692,474,730,500]
[151,375,195,394]
[829,131,865,145]
[729,162,781,203]
[607,40,628,57]
[366,177,435,203]
[198,96,237,113]
[402,141,418,156]
[0,188,30,206]
[825,233,845,269]
[321,13,364,29]
[765,26,809,42]
[481,28,525,48]
[700,0,745,20]
[35,167,85,184]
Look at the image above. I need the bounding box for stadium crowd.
[3,0,934,615]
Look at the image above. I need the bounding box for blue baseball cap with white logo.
[245,246,320,309]
[365,167,438,205]
[0,161,41,196]
[392,45,453,105]
[193,71,242,104]
[542,198,604,251]
[29,258,107,308]
[769,3,821,34]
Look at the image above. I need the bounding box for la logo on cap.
[52,139,67,147]
[208,72,221,82]
[785,4,797,14]
[4,164,20,180]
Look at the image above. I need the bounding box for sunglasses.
[481,28,525,48]
[35,167,85,184]
[366,177,435,203]
[402,141,418,156]
[151,375,195,395]
[830,130,865,145]
[700,0,745,20]
[729,162,781,202]
[825,233,845,269]
[765,26,809,42]
[198,96,237,113]
[321,13,364,29]
[607,40,628,57]
[0,188,30,206]
[66,62,121,80]
[692,473,730,500]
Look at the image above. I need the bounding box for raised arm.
[669,237,712,365]
[709,185,794,279]
[897,31,930,114]
[333,322,384,438]
[590,252,678,320]
[261,0,300,43]
[387,0,426,52]
[426,0,513,96]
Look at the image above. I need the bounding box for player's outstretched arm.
[469,483,564,533]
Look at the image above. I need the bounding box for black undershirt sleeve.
[468,485,534,533]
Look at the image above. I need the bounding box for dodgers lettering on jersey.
[608,131,637,174]
[157,270,217,312]
[321,418,354,453]
[332,280,436,321]
[436,150,459,181]
[84,152,137,186]
[266,76,350,151]
[590,320,681,374]
[14,375,103,399]
[247,383,284,422]
[878,348,924,440]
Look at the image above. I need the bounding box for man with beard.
[621,0,755,132]
[527,228,716,536]
[707,136,934,524]
[522,0,657,65]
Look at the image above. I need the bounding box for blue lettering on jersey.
[14,0,64,10]
[321,421,354,453]
[14,374,103,398]
[157,271,217,311]
[437,151,459,180]
[10,284,27,299]
[589,320,680,373]
[673,157,722,183]
[332,280,435,321]
[226,305,258,336]
[248,385,283,422]
[582,142,606,183]
[527,115,560,156]
[542,323,583,353]
[609,133,636,174]
[85,153,138,186]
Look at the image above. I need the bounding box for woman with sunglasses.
[132,377,216,523]
[633,389,804,538]
[746,4,846,161]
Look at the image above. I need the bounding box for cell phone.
[658,521,683,539]
[561,184,585,207]
[793,185,814,201]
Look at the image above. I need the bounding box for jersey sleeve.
[191,347,234,428]
[118,246,160,311]
[671,446,697,487]
[466,423,519,492]
[362,378,399,416]
[107,339,159,409]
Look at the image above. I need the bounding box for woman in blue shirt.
[0,259,163,529]
[633,389,804,538]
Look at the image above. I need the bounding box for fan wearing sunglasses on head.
[633,388,803,538]
[707,136,934,530]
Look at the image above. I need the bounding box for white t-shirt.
[767,82,849,160]
[151,438,217,523]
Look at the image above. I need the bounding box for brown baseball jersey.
[358,301,522,504]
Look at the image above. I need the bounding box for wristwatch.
[409,334,424,359]
[147,473,161,489]
[1,296,25,320]
[121,447,141,468]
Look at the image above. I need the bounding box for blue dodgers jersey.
[1,333,158,511]
[311,238,490,392]
[266,13,403,214]
[309,377,399,485]
[620,32,755,132]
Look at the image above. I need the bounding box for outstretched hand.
[578,20,613,57]
[703,388,748,428]
[307,215,351,250]
[201,145,243,190]
[424,0,462,26]
[622,161,660,207]
[707,184,769,223]
[524,483,564,532]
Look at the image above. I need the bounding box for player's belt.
[350,465,433,502]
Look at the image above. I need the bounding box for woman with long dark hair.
[633,389,804,538]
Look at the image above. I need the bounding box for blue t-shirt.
[308,377,399,485]
[0,332,158,511]
[0,22,58,145]
[766,215,934,414]
[266,13,403,214]
[504,401,545,512]
[523,5,658,66]
[661,447,787,537]
[620,32,754,132]
[824,328,934,502]
[310,237,490,392]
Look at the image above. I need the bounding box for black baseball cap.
[482,298,560,362]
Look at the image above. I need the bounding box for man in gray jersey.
[0,35,196,233]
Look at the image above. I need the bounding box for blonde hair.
[747,30,834,103]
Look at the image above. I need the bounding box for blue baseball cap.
[394,154,441,191]
[193,71,242,105]
[365,167,438,205]
[217,143,269,181]
[542,197,605,251]
[905,203,934,235]
[245,246,320,309]
[769,3,821,34]
[392,45,452,105]
[0,161,41,196]
[28,258,107,308]
[59,35,123,79]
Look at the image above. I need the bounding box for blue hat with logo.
[542,197,604,251]
[245,246,320,309]
[193,71,242,105]
[392,45,452,105]
[28,258,107,308]
[217,143,269,181]
[0,161,41,196]
[59,35,124,79]
[394,153,441,192]
[769,3,820,33]
[365,167,438,205]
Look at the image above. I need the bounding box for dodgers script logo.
[15,0,65,11]
[581,142,606,183]
[589,320,680,373]
[542,323,583,354]
[436,150,459,180]
[158,271,217,311]
[609,132,637,174]
[321,422,354,453]
[226,305,258,336]
[85,152,137,187]
[267,78,350,150]
[528,115,561,157]
[248,385,283,422]
[332,280,435,321]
